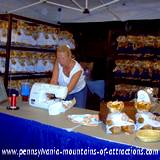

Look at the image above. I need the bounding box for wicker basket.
[136,129,160,142]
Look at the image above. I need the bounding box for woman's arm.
[50,60,59,85]
[67,70,82,93]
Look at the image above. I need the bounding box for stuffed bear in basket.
[106,101,135,134]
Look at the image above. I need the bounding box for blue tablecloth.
[0,112,159,160]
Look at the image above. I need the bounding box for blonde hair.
[57,45,72,57]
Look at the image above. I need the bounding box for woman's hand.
[46,93,56,99]
[50,60,59,85]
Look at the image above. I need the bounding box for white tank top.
[58,60,86,94]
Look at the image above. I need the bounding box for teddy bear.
[135,90,160,130]
[106,101,135,134]
[135,101,160,130]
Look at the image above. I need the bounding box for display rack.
[0,14,75,89]
[113,32,160,99]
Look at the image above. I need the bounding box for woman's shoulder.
[73,60,82,69]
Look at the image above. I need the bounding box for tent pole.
[90,0,120,12]
[7,1,43,13]
[85,0,88,9]
[71,0,83,10]
[46,1,82,12]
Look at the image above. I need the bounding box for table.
[0,100,159,160]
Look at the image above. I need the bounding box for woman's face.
[57,51,70,67]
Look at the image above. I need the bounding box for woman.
[50,45,87,108]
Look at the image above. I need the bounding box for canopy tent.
[0,0,160,24]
